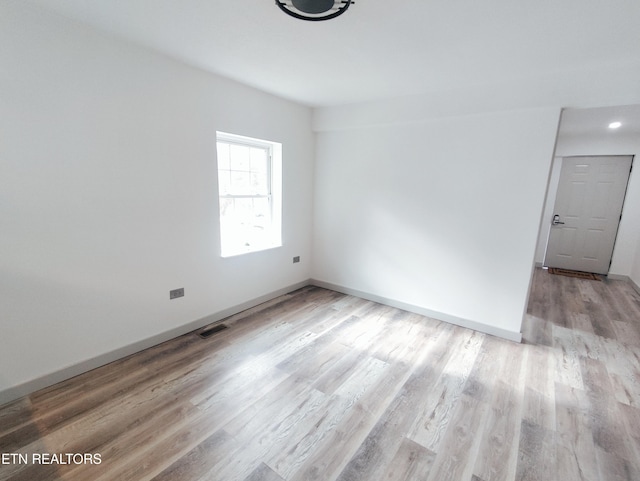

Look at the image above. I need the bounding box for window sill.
[221,243,282,258]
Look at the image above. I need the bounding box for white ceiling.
[23,0,640,108]
[560,104,640,139]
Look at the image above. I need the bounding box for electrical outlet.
[293,256,300,263]
[170,288,184,299]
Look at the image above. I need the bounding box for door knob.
[552,214,565,225]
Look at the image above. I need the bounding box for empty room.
[2,1,640,480]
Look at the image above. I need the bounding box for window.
[216,132,282,257]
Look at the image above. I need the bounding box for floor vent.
[199,324,228,339]
[548,268,601,281]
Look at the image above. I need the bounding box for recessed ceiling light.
[609,121,622,129]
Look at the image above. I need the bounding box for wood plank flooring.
[1,269,640,480]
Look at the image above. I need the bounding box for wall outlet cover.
[170,288,184,299]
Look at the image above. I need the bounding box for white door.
[544,155,633,274]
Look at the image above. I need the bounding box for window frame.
[215,131,282,257]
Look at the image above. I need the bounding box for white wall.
[536,132,640,280]
[311,54,640,341]
[0,4,314,403]
[4,3,640,405]
[311,108,561,340]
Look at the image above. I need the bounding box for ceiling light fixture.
[276,0,354,21]
[609,121,622,129]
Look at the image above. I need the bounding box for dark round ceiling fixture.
[276,1,354,21]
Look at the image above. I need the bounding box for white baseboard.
[607,273,628,281]
[310,279,523,343]
[0,280,311,407]
[608,274,640,294]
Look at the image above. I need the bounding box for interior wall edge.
[0,279,311,408]
[310,279,523,344]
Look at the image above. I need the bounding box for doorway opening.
[534,104,640,278]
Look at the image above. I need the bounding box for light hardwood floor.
[1,269,640,481]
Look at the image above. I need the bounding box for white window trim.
[216,131,282,258]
